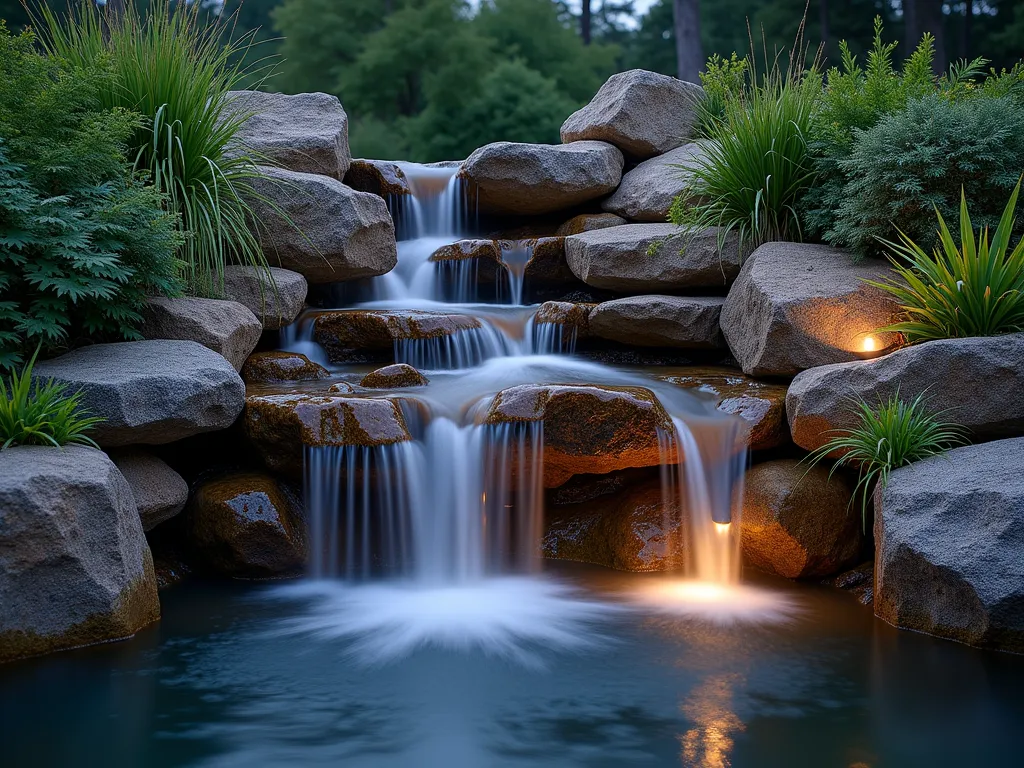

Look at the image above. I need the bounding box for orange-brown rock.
[241,351,329,384]
[244,393,411,478]
[360,364,429,389]
[544,477,685,571]
[485,384,672,486]
[556,213,628,236]
[312,310,481,362]
[429,239,507,288]
[343,158,411,198]
[533,301,596,349]
[188,473,307,578]
[522,237,574,285]
[741,460,862,579]
[661,367,789,451]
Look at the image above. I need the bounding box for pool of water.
[2,564,1022,767]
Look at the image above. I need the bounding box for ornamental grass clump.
[35,0,275,297]
[807,390,968,529]
[0,348,102,449]
[869,183,1024,342]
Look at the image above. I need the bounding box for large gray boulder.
[560,69,704,159]
[108,449,189,531]
[602,142,707,222]
[222,266,307,331]
[33,341,245,448]
[141,297,262,371]
[565,224,741,293]
[247,166,397,284]
[588,295,725,348]
[874,438,1024,652]
[223,90,350,178]
[460,141,623,216]
[720,242,900,376]
[0,446,160,662]
[787,334,1024,452]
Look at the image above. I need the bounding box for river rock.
[556,213,628,236]
[241,351,329,384]
[0,446,160,663]
[560,69,704,159]
[588,296,725,349]
[141,297,262,371]
[534,301,596,349]
[544,477,685,571]
[247,166,397,284]
[786,334,1024,452]
[602,143,707,222]
[33,341,245,448]
[312,310,481,363]
[741,460,861,579]
[243,393,411,478]
[108,449,189,531]
[565,224,741,293]
[659,367,788,451]
[222,266,307,331]
[720,242,901,377]
[460,141,623,216]
[343,158,410,197]
[485,384,672,487]
[429,239,506,292]
[223,90,350,178]
[360,364,428,389]
[522,237,590,299]
[874,438,1024,652]
[188,473,307,578]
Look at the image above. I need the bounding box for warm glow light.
[862,335,877,352]
[628,580,800,624]
[713,522,731,534]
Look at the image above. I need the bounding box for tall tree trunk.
[904,0,947,74]
[673,0,703,83]
[581,0,592,45]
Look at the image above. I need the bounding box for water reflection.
[679,674,744,768]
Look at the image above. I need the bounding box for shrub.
[807,390,969,528]
[36,0,274,296]
[0,24,183,369]
[696,53,749,132]
[870,183,1024,342]
[0,348,103,449]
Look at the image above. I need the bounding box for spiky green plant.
[807,390,968,529]
[0,348,103,449]
[34,0,276,297]
[869,182,1024,342]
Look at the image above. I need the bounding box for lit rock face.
[32,341,245,448]
[108,449,189,531]
[741,460,861,579]
[343,158,412,198]
[360,364,428,389]
[247,167,397,284]
[544,476,686,571]
[141,297,262,371]
[589,296,725,349]
[659,367,789,451]
[720,243,901,377]
[312,309,481,363]
[874,438,1024,652]
[243,393,411,479]
[241,351,329,384]
[0,446,160,663]
[560,69,704,159]
[556,212,627,236]
[484,384,673,487]
[222,266,307,331]
[223,90,350,178]
[565,224,741,293]
[460,141,623,216]
[188,472,307,578]
[786,333,1024,452]
[602,142,707,222]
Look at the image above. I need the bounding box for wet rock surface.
[32,341,245,448]
[241,351,329,384]
[141,297,262,371]
[222,266,308,331]
[0,446,160,663]
[108,449,189,531]
[602,142,707,222]
[874,438,1024,652]
[720,242,901,377]
[786,333,1024,452]
[588,295,725,349]
[741,460,861,579]
[565,224,741,293]
[560,69,704,159]
[343,158,411,198]
[534,301,596,345]
[188,472,307,578]
[460,141,623,216]
[312,310,481,363]
[429,239,507,292]
[247,166,397,284]
[360,364,429,389]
